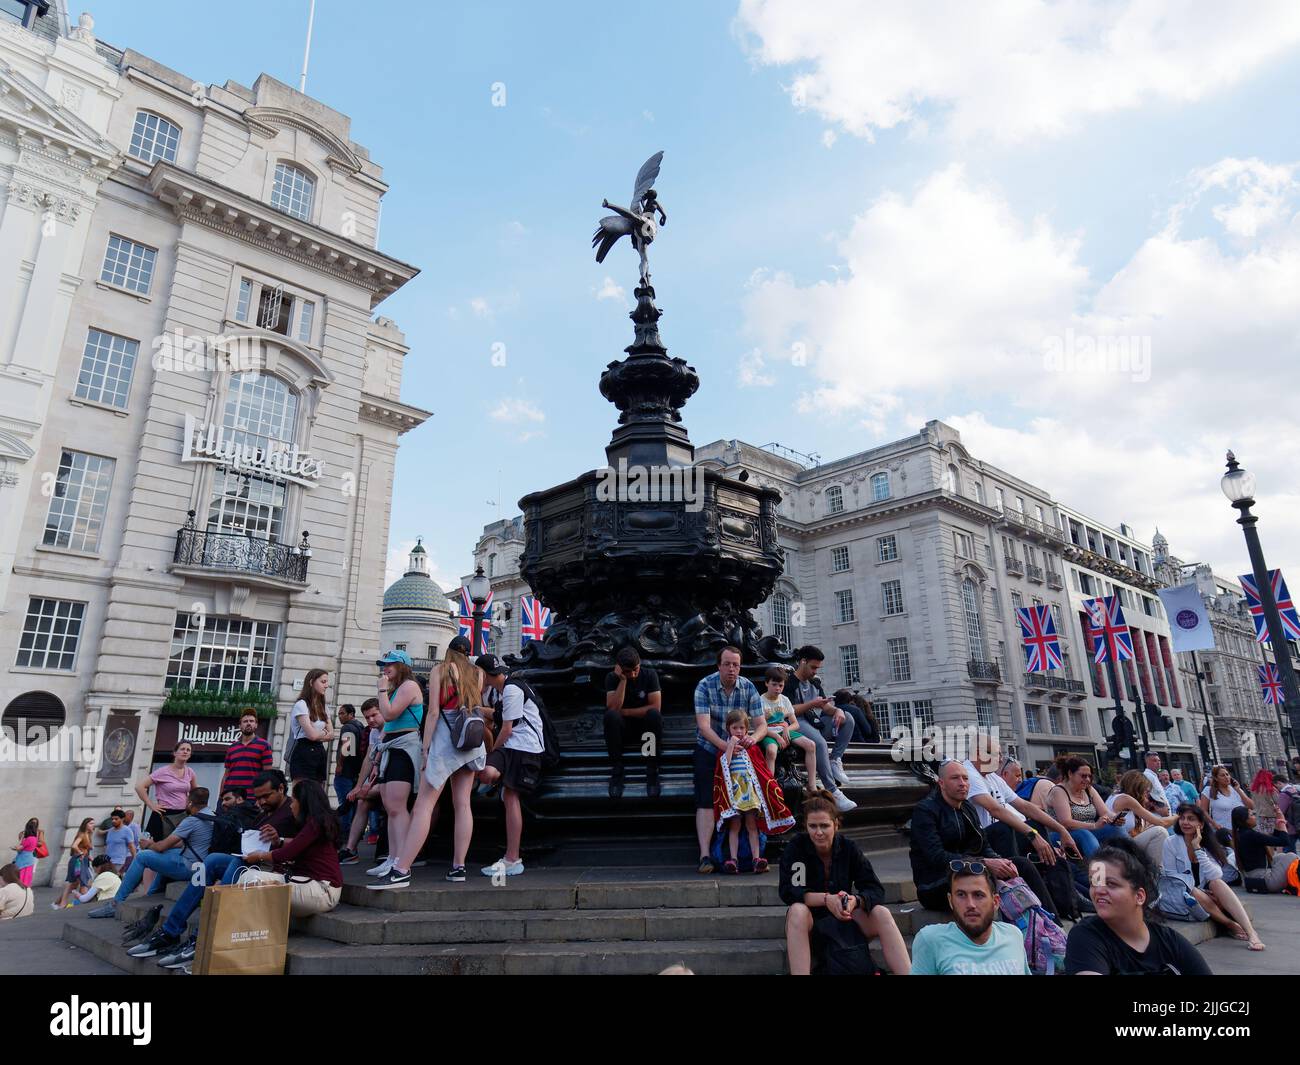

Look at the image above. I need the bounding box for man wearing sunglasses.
[910,860,1029,975]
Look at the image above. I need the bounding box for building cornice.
[359,392,431,435]
[1062,543,1160,592]
[146,161,418,306]
[775,489,1000,541]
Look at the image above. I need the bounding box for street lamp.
[1221,451,1300,756]
[468,565,491,655]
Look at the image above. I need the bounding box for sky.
[86,0,1300,595]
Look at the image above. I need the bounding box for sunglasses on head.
[949,860,986,876]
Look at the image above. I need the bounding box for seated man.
[783,646,856,811]
[124,770,297,964]
[908,761,1056,914]
[88,787,213,918]
[910,860,1029,975]
[604,647,663,799]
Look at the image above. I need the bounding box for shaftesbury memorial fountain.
[503,154,922,853]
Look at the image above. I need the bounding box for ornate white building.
[0,3,427,879]
[380,539,458,671]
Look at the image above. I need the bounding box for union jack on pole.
[1258,663,1284,705]
[520,595,552,648]
[458,585,494,654]
[1082,595,1134,664]
[1016,604,1063,672]
[1238,569,1300,643]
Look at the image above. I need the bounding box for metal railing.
[968,659,1002,681]
[997,506,1066,544]
[1025,563,1044,583]
[174,514,310,583]
[1024,672,1086,694]
[1004,555,1024,576]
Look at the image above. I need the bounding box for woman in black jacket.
[1231,806,1294,893]
[779,792,910,975]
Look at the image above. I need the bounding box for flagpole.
[1188,649,1219,765]
[298,0,317,94]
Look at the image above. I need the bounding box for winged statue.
[593,151,667,287]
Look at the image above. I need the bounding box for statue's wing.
[593,215,633,263]
[631,151,664,206]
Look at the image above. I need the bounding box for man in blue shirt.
[910,861,1030,975]
[693,645,765,873]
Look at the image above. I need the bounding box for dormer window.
[270,162,316,222]
[129,111,180,164]
[0,0,49,30]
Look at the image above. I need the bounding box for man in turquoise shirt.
[910,861,1029,975]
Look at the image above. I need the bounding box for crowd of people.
[5,638,1296,979]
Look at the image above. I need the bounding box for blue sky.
[88,1,1300,592]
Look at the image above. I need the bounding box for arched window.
[771,593,791,648]
[129,110,181,164]
[826,485,844,514]
[961,577,988,661]
[488,553,496,577]
[270,162,316,221]
[207,373,299,541]
[870,471,890,501]
[946,464,960,493]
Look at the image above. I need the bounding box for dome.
[383,538,453,612]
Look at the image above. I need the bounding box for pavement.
[3,853,1295,975]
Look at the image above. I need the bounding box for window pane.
[167,611,279,692]
[75,329,138,408]
[100,234,157,294]
[128,111,180,164]
[43,450,114,552]
[270,163,316,221]
[15,598,85,670]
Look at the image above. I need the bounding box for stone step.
[283,934,790,976]
[62,916,186,976]
[301,903,787,945]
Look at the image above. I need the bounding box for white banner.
[1157,584,1216,652]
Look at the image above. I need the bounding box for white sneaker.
[366,857,395,877]
[832,790,858,813]
[830,758,849,786]
[481,858,525,877]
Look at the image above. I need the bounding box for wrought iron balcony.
[1025,671,1086,694]
[997,505,1066,545]
[1025,563,1044,583]
[968,659,1002,682]
[174,512,310,584]
[1046,570,1064,590]
[1004,555,1024,576]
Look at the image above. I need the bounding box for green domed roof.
[383,572,449,611]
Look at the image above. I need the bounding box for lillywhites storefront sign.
[181,412,323,488]
[155,715,270,755]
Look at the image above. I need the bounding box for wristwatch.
[1024,827,1039,838]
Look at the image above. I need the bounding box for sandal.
[753,858,769,874]
[723,859,739,875]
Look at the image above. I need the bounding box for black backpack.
[192,801,262,858]
[504,678,561,771]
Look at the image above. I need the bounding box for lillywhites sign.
[181,412,323,487]
[177,721,244,747]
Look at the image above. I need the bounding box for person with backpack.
[370,641,487,889]
[125,770,298,964]
[910,861,1030,974]
[365,650,426,879]
[87,788,213,918]
[779,792,909,975]
[474,654,547,877]
[1066,837,1212,975]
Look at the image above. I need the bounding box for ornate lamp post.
[1221,451,1300,754]
[468,565,491,656]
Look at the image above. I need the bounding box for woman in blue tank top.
[368,650,425,878]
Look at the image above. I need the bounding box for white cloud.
[594,276,628,304]
[470,297,491,317]
[741,158,1300,576]
[734,0,1300,142]
[642,109,655,122]
[738,347,776,387]
[489,398,547,439]
[821,129,837,149]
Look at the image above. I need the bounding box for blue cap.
[376,650,414,667]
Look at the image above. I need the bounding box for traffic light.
[1143,702,1173,734]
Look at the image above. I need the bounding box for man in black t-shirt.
[604,647,663,799]
[334,704,365,837]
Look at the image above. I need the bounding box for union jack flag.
[520,595,552,648]
[458,585,494,654]
[1082,595,1134,664]
[1016,604,1063,672]
[1258,663,1284,705]
[1238,569,1300,643]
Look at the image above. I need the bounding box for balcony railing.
[1004,555,1024,576]
[1025,563,1044,583]
[1024,671,1087,694]
[997,506,1066,544]
[174,513,310,583]
[1046,570,1064,590]
[968,659,1002,682]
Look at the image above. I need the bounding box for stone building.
[380,539,458,672]
[1153,535,1294,778]
[0,4,426,879]
[468,515,529,656]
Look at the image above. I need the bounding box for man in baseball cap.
[448,635,473,656]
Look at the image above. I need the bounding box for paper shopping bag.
[194,879,291,975]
